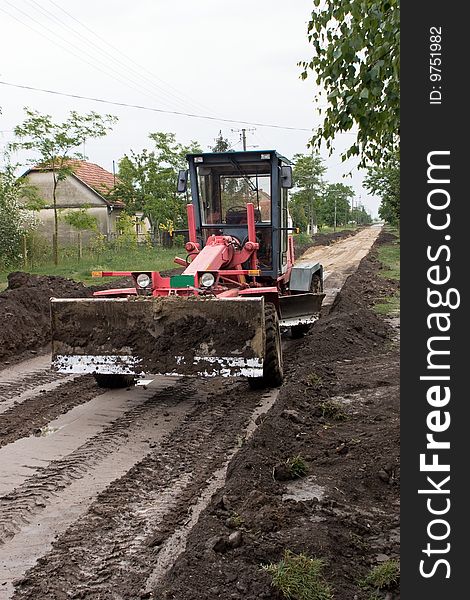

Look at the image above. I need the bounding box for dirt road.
[0,225,395,600]
[298,225,382,308]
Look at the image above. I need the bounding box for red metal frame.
[93,202,297,307]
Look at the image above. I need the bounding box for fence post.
[22,234,28,270]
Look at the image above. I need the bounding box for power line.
[0,1,183,110]
[45,0,220,117]
[0,80,313,131]
[20,0,211,116]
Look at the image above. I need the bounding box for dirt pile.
[0,272,92,363]
[158,230,400,600]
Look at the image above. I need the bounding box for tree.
[300,0,400,166]
[0,157,39,269]
[351,204,372,225]
[111,132,201,240]
[211,130,230,152]
[320,183,355,227]
[363,153,399,227]
[61,205,98,259]
[289,153,326,232]
[11,108,117,264]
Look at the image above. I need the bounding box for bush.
[0,164,38,269]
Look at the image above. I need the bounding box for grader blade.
[51,296,265,378]
[278,292,325,327]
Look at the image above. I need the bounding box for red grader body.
[51,150,324,388]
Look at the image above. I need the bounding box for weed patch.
[319,399,347,421]
[360,560,400,595]
[263,550,332,600]
[286,455,309,478]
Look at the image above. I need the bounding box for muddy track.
[0,379,194,543]
[0,376,100,448]
[0,354,73,415]
[11,382,277,599]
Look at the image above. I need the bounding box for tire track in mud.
[0,353,72,416]
[10,382,274,599]
[0,376,99,448]
[0,379,194,545]
[0,378,197,597]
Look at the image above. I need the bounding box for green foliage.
[290,153,326,231]
[319,183,355,227]
[11,108,117,264]
[286,455,309,478]
[62,205,98,232]
[364,154,400,227]
[300,0,400,166]
[116,212,138,250]
[350,205,373,225]
[12,108,117,176]
[263,551,332,600]
[110,132,201,236]
[0,158,38,269]
[360,560,400,592]
[211,130,230,152]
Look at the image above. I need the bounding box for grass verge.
[374,228,400,315]
[0,247,179,290]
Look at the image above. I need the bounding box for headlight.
[136,273,151,288]
[200,272,215,288]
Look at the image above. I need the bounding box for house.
[21,160,126,243]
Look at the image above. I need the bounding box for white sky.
[0,0,380,217]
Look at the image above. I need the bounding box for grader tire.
[248,303,283,389]
[94,374,136,389]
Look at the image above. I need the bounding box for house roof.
[28,160,125,207]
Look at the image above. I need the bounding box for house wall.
[23,171,121,244]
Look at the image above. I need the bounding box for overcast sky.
[0,0,380,217]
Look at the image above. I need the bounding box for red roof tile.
[30,160,124,205]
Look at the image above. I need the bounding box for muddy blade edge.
[50,296,265,377]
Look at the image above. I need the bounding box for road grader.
[51,150,324,388]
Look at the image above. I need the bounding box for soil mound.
[0,272,92,362]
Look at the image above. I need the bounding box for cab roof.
[186,149,292,165]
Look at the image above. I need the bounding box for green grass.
[0,246,179,290]
[373,230,400,315]
[374,294,400,315]
[263,551,332,600]
[377,241,400,281]
[360,560,400,595]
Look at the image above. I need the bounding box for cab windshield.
[197,163,271,225]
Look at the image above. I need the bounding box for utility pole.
[334,198,337,232]
[241,128,247,151]
[231,128,255,151]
